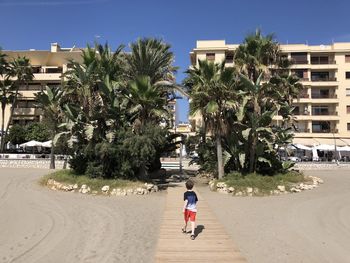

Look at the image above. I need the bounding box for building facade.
[1,43,82,129]
[0,43,177,133]
[190,40,350,146]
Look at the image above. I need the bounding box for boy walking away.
[182,180,198,240]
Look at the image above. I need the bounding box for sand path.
[199,170,350,263]
[0,168,165,263]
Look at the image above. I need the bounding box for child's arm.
[182,199,188,213]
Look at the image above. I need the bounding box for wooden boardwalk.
[155,183,247,262]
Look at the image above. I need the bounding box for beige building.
[1,43,82,129]
[190,40,350,146]
[1,43,177,134]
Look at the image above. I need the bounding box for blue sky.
[0,0,349,123]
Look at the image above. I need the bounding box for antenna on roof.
[70,45,76,52]
[332,38,334,44]
[306,40,308,45]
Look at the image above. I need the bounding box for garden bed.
[208,171,323,196]
[40,170,159,196]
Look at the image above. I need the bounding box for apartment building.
[0,43,177,132]
[1,43,82,129]
[189,40,350,146]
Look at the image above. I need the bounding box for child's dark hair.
[185,180,194,190]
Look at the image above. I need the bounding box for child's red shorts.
[184,209,196,222]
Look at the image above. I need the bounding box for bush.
[7,124,26,145]
[25,122,51,142]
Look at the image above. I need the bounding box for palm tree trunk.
[216,135,224,179]
[50,145,55,169]
[3,85,20,151]
[248,134,257,173]
[1,103,5,152]
[202,117,207,143]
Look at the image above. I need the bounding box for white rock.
[73,184,79,189]
[246,187,253,194]
[227,187,235,193]
[81,184,87,189]
[277,185,286,192]
[101,185,110,192]
[235,191,243,196]
[273,190,280,195]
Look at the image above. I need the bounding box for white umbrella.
[19,140,43,147]
[42,140,52,148]
[293,144,312,151]
[337,146,350,152]
[315,144,335,151]
[312,146,319,161]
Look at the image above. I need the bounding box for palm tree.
[0,78,14,151]
[187,60,238,179]
[234,29,280,82]
[125,38,177,84]
[234,30,283,173]
[126,75,168,130]
[35,86,64,169]
[1,56,33,152]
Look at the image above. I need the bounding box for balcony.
[311,94,337,99]
[292,59,309,65]
[311,60,336,65]
[311,111,337,116]
[311,77,337,82]
[295,128,310,133]
[312,129,338,134]
[13,108,42,116]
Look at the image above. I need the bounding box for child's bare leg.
[183,220,188,232]
[190,220,195,235]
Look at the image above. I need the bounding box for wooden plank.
[154,183,247,262]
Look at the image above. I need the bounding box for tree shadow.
[194,225,205,237]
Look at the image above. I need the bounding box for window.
[347,89,350,96]
[225,53,234,63]
[347,106,350,114]
[312,121,331,133]
[206,53,215,61]
[345,55,350,63]
[348,123,350,131]
[346,72,350,79]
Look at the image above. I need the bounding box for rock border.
[46,179,159,196]
[209,176,324,196]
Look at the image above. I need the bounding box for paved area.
[155,183,247,262]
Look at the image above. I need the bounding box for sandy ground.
[198,170,350,263]
[0,168,165,263]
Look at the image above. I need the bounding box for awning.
[292,138,319,146]
[293,137,347,146]
[19,140,43,147]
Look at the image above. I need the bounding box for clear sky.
[0,0,349,123]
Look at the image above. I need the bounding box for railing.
[311,94,337,99]
[293,111,310,116]
[311,77,337,81]
[311,111,338,116]
[292,59,309,65]
[295,128,310,133]
[298,93,309,99]
[299,78,309,81]
[312,129,338,133]
[311,60,336,65]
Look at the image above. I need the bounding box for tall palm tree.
[35,86,64,169]
[126,75,168,129]
[1,56,33,152]
[125,38,177,84]
[0,78,14,151]
[234,30,283,173]
[187,60,238,179]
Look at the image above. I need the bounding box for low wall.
[0,159,66,169]
[295,162,350,170]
